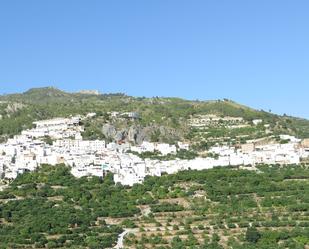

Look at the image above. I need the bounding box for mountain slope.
[1,87,74,104]
[0,87,308,142]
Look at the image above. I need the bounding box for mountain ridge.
[0,87,308,141]
[0,86,299,118]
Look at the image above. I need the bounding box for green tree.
[245,227,261,243]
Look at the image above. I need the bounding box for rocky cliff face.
[102,123,182,144]
[127,125,147,144]
[102,123,147,144]
[5,102,25,113]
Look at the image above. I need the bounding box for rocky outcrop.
[5,102,25,113]
[115,130,127,141]
[102,124,117,139]
[127,126,147,144]
[102,123,182,145]
[102,124,145,144]
[78,90,100,95]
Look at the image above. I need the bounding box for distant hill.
[0,87,308,140]
[1,87,72,103]
[24,86,69,97]
[0,87,277,118]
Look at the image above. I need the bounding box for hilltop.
[0,87,308,144]
[1,87,71,103]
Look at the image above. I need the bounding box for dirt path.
[114,228,137,249]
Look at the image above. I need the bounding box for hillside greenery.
[2,164,309,248]
[0,87,308,143]
[0,165,137,248]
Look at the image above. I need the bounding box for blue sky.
[0,1,308,118]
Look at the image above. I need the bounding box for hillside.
[1,87,72,103]
[0,87,308,143]
[1,164,309,248]
[0,87,309,249]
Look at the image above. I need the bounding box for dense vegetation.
[123,164,309,249]
[0,165,137,248]
[2,164,309,248]
[0,87,309,143]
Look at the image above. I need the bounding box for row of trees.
[2,163,309,248]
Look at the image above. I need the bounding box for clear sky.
[0,1,308,118]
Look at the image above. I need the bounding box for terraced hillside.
[2,164,309,248]
[120,165,309,249]
[0,166,131,249]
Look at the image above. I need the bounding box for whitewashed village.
[0,113,309,187]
